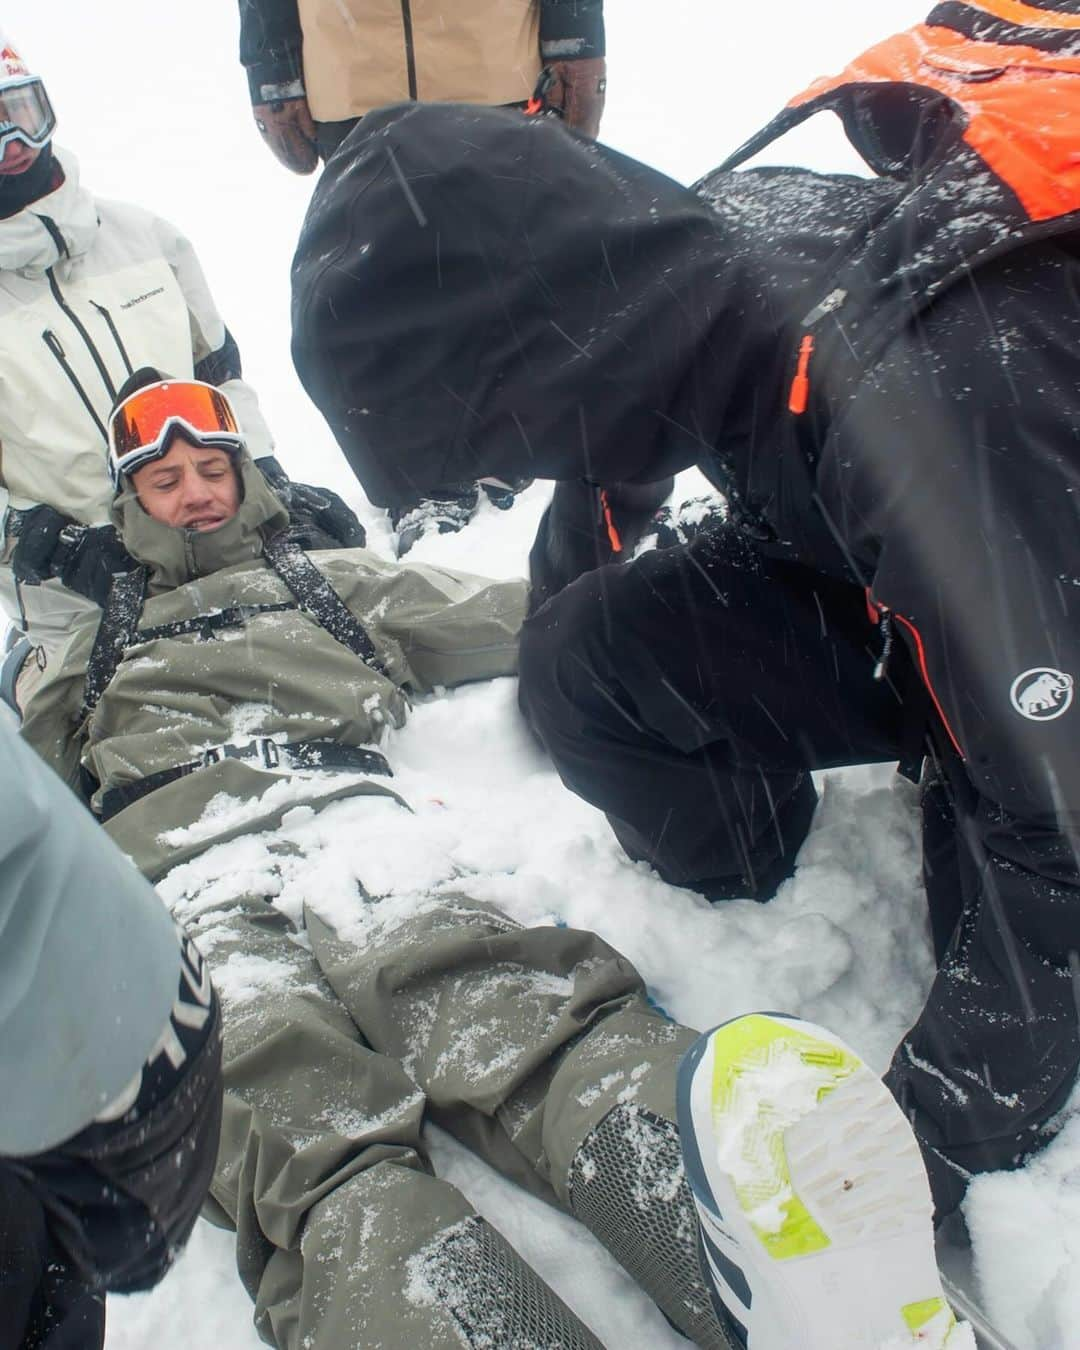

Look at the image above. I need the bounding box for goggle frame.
[107,379,244,487]
[0,77,56,155]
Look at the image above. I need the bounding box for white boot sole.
[677,1013,958,1350]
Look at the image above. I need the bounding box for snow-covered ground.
[8,1,1079,1347]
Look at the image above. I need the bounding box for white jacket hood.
[0,145,98,275]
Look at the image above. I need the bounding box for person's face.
[0,136,40,175]
[130,436,240,531]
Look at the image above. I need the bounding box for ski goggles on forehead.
[0,78,56,154]
[108,380,244,486]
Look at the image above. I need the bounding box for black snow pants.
[519,521,1080,1219]
[0,937,223,1350]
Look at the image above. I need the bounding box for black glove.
[10,506,136,607]
[257,458,367,550]
[9,503,68,584]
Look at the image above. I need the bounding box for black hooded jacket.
[292,18,1080,1211]
[290,25,1080,832]
[290,94,1080,792]
[290,87,1080,568]
[291,0,1080,573]
[292,104,908,554]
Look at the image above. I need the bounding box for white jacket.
[0,147,273,659]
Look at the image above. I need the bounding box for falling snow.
[6,2,1075,1348]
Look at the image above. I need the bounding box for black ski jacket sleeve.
[238,0,304,104]
[239,1,604,104]
[820,237,1080,1213]
[540,0,605,60]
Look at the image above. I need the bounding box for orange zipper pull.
[788,334,815,415]
[600,489,623,553]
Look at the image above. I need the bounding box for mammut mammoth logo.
[1010,668,1074,722]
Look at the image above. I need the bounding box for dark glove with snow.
[253,94,319,175]
[546,58,607,139]
[10,505,136,608]
[257,457,367,550]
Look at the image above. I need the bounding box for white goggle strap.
[0,121,50,154]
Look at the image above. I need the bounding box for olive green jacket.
[22,453,526,878]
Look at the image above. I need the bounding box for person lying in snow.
[289,0,1080,1288]
[19,373,968,1350]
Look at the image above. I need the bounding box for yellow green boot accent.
[709,1013,861,1260]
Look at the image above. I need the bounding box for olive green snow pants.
[177,881,731,1349]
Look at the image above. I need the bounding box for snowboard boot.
[391,485,480,557]
[550,999,741,1350]
[648,493,730,552]
[677,1013,963,1350]
[479,475,534,510]
[568,1099,743,1349]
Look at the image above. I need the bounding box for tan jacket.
[297,0,541,121]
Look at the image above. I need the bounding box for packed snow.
[6,1,1077,1347]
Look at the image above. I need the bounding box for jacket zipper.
[399,0,418,100]
[787,288,849,416]
[867,595,895,681]
[866,589,965,758]
[46,267,118,402]
[90,301,135,378]
[802,287,849,329]
[41,329,109,441]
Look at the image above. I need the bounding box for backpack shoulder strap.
[79,565,150,723]
[262,532,387,673]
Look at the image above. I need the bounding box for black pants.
[519,523,1080,1216]
[0,938,223,1349]
[527,478,674,614]
[521,525,909,894]
[0,1171,103,1350]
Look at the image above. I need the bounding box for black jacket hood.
[292,103,774,508]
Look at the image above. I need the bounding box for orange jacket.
[727,1,1080,226]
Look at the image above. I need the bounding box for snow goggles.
[108,380,244,486]
[0,77,56,155]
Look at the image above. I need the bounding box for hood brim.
[112,447,289,592]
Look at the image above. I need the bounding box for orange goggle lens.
[108,381,243,483]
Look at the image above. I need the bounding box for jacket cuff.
[246,53,306,106]
[540,1,605,60]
